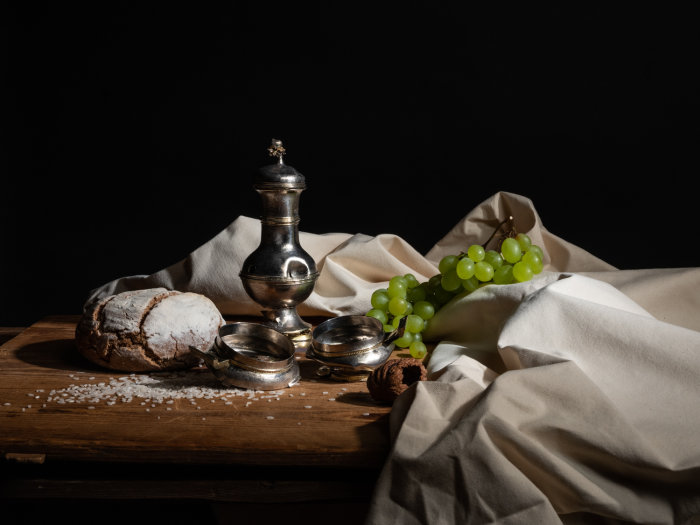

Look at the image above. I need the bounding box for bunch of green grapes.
[366,232,544,359]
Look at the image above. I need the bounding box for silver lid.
[254,139,306,190]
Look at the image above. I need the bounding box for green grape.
[404,301,413,315]
[467,244,485,262]
[462,276,479,292]
[387,278,407,299]
[383,323,394,333]
[441,268,462,292]
[456,257,475,279]
[493,264,514,284]
[438,255,459,274]
[404,273,420,289]
[366,308,388,325]
[512,261,534,282]
[370,289,390,310]
[527,244,544,260]
[409,341,427,359]
[394,331,414,348]
[483,250,504,269]
[428,274,442,290]
[405,314,425,333]
[515,233,532,252]
[407,282,428,303]
[413,300,435,320]
[474,261,495,282]
[522,250,543,274]
[388,296,408,316]
[390,275,408,288]
[392,315,405,329]
[432,285,455,306]
[501,237,522,264]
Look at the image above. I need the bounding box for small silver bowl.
[306,315,404,381]
[191,322,300,390]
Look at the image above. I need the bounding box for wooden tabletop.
[0,315,401,471]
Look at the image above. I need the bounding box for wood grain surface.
[0,316,402,469]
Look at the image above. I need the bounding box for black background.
[3,3,699,327]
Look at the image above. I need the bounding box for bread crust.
[75,288,224,372]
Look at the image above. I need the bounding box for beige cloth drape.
[87,192,700,524]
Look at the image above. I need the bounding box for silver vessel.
[239,139,319,343]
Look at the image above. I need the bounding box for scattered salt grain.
[266,416,274,420]
[33,371,283,414]
[304,405,312,409]
[88,406,95,410]
[362,413,370,416]
[328,398,335,401]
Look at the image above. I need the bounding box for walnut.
[367,358,427,403]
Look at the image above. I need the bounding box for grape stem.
[481,215,514,248]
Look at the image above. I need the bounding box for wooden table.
[0,315,406,524]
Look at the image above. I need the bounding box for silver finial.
[267,139,286,164]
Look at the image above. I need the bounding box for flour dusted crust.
[75,288,224,372]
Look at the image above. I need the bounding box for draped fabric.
[87,192,700,524]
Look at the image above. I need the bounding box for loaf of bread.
[75,288,224,372]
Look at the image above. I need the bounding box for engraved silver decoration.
[239,139,319,343]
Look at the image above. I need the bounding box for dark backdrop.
[3,3,699,327]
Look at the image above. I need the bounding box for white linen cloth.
[87,192,700,524]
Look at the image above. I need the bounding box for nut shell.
[367,358,427,403]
